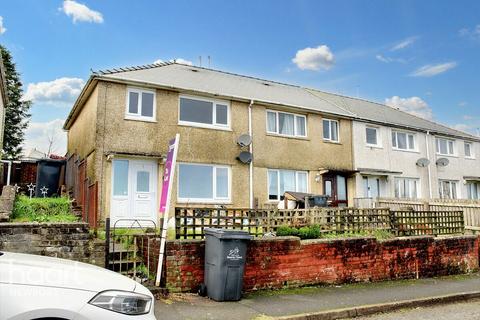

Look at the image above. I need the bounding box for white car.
[0,251,156,319]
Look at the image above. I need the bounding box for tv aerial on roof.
[416,158,430,167]
[237,134,252,147]
[436,158,450,167]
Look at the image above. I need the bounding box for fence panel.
[393,210,464,236]
[373,197,480,228]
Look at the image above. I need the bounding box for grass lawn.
[11,195,79,223]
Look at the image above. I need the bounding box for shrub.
[276,225,299,237]
[277,225,321,239]
[11,195,78,223]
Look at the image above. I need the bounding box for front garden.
[11,195,79,223]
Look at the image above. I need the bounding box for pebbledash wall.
[140,235,479,292]
[0,222,105,267]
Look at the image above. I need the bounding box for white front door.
[363,176,381,198]
[110,159,158,227]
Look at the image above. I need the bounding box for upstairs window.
[392,130,415,151]
[464,142,473,158]
[266,110,307,137]
[179,96,230,129]
[436,137,455,156]
[323,119,339,142]
[366,126,379,146]
[126,88,156,121]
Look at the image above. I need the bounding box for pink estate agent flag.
[159,134,179,214]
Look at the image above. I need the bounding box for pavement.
[154,273,480,320]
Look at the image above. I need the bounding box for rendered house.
[303,91,480,201]
[64,62,357,225]
[64,62,480,225]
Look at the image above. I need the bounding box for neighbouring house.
[64,62,357,226]
[64,62,480,226]
[303,91,480,202]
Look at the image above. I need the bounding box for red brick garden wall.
[140,235,479,292]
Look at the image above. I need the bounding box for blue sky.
[1,0,479,154]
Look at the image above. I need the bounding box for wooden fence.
[66,153,98,228]
[371,198,480,228]
[174,207,463,239]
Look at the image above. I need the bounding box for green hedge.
[276,225,394,240]
[11,195,78,223]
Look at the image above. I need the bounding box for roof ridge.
[306,87,478,139]
[94,61,174,75]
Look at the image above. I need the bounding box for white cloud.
[452,123,474,133]
[459,25,480,40]
[375,54,407,64]
[61,0,104,24]
[0,16,6,34]
[385,96,433,120]
[292,45,335,71]
[463,115,474,120]
[391,36,418,51]
[410,62,457,77]
[23,119,67,156]
[23,77,84,106]
[154,58,193,66]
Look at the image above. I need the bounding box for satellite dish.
[416,158,430,167]
[237,151,253,164]
[237,134,252,147]
[436,158,450,167]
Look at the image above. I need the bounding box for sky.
[0,0,479,155]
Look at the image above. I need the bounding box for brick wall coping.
[165,234,477,245]
[0,222,89,228]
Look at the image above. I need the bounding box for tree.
[0,45,31,159]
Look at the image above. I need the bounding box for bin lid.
[204,228,253,240]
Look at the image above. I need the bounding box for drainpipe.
[248,100,254,209]
[425,131,433,199]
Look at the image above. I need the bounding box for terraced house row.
[63,62,480,225]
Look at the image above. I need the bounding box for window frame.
[178,94,231,130]
[439,180,458,199]
[323,118,340,142]
[391,130,416,151]
[466,181,479,200]
[177,162,232,203]
[266,109,307,138]
[464,141,474,159]
[365,126,381,147]
[394,177,420,199]
[267,169,309,201]
[435,137,456,156]
[125,87,157,122]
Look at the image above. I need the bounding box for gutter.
[248,100,254,209]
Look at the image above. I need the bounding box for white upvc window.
[266,110,307,137]
[323,119,339,142]
[366,126,380,147]
[177,163,231,203]
[392,130,415,151]
[125,87,156,121]
[179,95,230,130]
[436,137,455,156]
[466,182,480,200]
[439,180,458,199]
[267,169,308,201]
[394,177,420,199]
[464,142,474,158]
